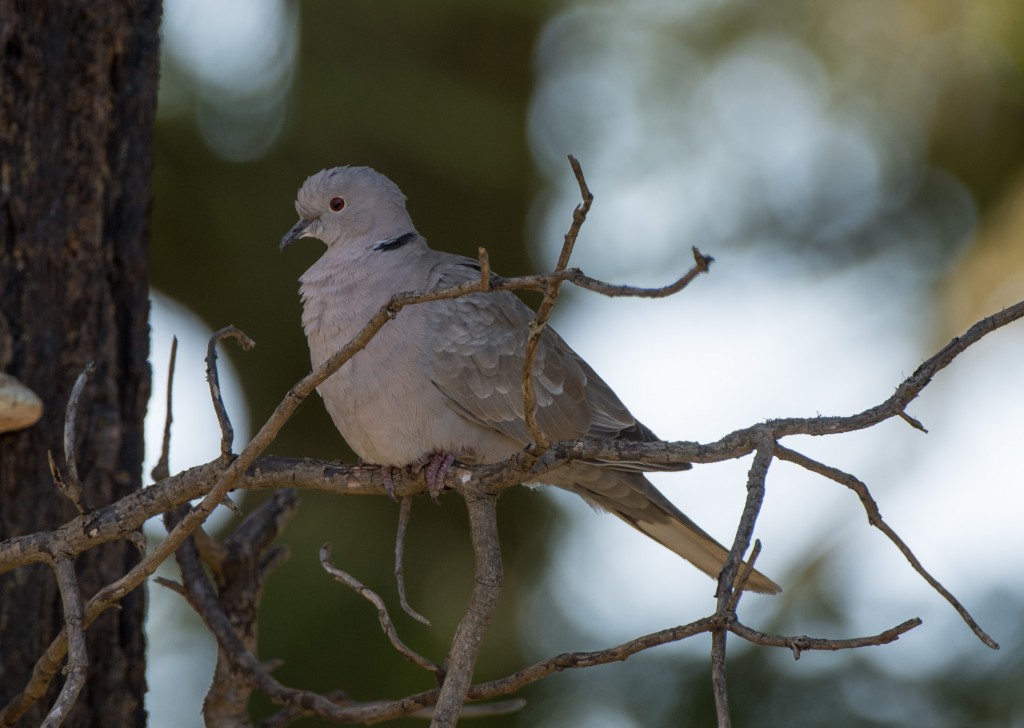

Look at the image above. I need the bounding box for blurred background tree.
[147,1,1024,726]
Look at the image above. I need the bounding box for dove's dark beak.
[280,218,313,251]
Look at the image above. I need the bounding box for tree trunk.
[0,2,161,725]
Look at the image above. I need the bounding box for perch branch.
[432,485,503,727]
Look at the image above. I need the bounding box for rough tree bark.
[0,2,161,725]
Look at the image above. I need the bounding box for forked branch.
[1,158,1021,726]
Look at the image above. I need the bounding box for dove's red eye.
[329,197,345,212]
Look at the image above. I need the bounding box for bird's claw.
[424,452,456,501]
[408,451,456,502]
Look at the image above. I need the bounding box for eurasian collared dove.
[281,166,781,595]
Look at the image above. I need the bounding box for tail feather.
[544,464,782,595]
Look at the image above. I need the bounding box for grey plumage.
[282,166,781,595]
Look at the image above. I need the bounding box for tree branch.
[320,544,443,679]
[774,444,998,649]
[207,326,255,461]
[521,154,595,450]
[432,485,503,727]
[394,497,430,625]
[0,219,1020,721]
[40,558,87,728]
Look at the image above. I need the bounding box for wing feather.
[423,255,657,455]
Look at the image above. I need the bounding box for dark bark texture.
[0,2,161,725]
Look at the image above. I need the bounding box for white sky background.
[147,0,1024,724]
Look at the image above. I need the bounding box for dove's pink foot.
[407,451,457,501]
[424,451,456,499]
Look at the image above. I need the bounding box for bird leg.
[425,452,455,499]
[408,451,457,501]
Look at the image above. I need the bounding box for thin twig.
[320,544,443,678]
[394,497,430,625]
[56,363,95,514]
[477,247,491,292]
[432,486,503,727]
[898,410,928,432]
[153,576,187,598]
[774,444,999,649]
[41,558,87,728]
[206,326,255,461]
[729,617,923,657]
[151,337,178,482]
[726,540,762,613]
[520,158,593,450]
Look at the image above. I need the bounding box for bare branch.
[477,247,491,292]
[320,544,443,679]
[151,336,178,482]
[712,430,774,727]
[774,444,999,649]
[7,321,271,721]
[206,325,255,460]
[729,617,923,657]
[520,156,594,451]
[467,616,721,699]
[432,486,503,727]
[394,497,430,625]
[165,490,299,724]
[710,625,731,728]
[1,240,1020,720]
[726,540,763,613]
[558,154,593,270]
[40,558,87,728]
[153,576,187,598]
[55,362,95,514]
[717,429,775,602]
[898,410,927,433]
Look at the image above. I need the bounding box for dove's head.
[280,166,415,251]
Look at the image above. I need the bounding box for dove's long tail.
[543,464,782,595]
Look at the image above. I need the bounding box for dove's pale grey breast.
[299,239,526,465]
